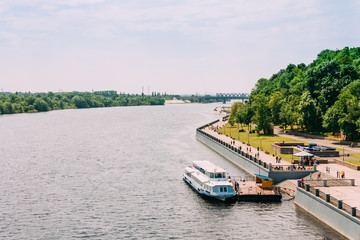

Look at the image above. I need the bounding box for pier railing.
[298,180,359,219]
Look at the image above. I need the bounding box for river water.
[0,103,345,239]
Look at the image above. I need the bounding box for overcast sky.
[1,0,359,95]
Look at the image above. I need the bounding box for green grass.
[346,160,360,166]
[347,154,360,166]
[219,124,308,163]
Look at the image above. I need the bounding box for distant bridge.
[215,93,249,99]
[197,93,250,103]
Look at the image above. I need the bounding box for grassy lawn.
[348,154,360,166]
[219,124,308,163]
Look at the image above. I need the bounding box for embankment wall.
[196,130,313,182]
[295,187,360,240]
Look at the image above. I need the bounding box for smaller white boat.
[183,161,236,201]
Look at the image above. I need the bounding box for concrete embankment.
[295,187,360,240]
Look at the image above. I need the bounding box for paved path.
[203,120,360,209]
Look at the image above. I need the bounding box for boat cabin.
[193,161,227,180]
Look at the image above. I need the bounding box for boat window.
[220,187,223,192]
[210,173,214,178]
[224,187,227,192]
[213,187,218,193]
[215,173,222,178]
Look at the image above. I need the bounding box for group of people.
[275,156,282,163]
[336,170,345,178]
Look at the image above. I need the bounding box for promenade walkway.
[203,119,360,210]
[203,120,289,167]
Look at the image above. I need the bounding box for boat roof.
[193,161,226,173]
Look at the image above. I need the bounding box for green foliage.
[269,91,283,125]
[0,91,166,115]
[252,94,271,132]
[236,103,253,127]
[297,91,319,131]
[229,46,360,139]
[324,80,360,139]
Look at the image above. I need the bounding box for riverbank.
[197,117,360,239]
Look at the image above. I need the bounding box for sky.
[0,0,360,95]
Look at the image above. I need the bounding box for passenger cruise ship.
[183,161,236,201]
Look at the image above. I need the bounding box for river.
[0,103,345,239]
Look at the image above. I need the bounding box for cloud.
[0,0,360,93]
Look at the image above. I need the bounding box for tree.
[279,98,299,131]
[230,102,242,118]
[34,99,49,112]
[297,91,319,131]
[322,106,341,134]
[237,103,253,131]
[72,96,89,108]
[329,80,360,139]
[228,115,235,127]
[252,94,271,133]
[269,91,283,125]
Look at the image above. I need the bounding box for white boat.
[183,161,236,201]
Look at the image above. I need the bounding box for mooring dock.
[232,175,282,202]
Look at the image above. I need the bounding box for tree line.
[0,90,165,115]
[229,47,360,140]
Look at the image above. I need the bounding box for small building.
[255,174,273,189]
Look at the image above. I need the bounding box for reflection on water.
[0,104,345,239]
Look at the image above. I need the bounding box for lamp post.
[260,137,262,151]
[343,147,345,161]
